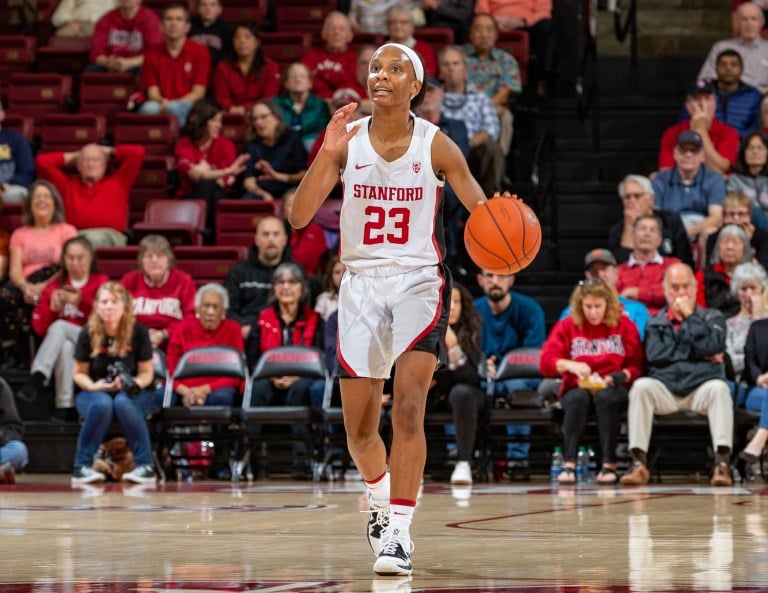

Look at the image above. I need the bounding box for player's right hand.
[321,103,361,153]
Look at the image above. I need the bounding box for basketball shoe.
[373,527,414,576]
[366,492,390,555]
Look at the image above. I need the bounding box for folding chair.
[155,346,249,482]
[242,346,330,480]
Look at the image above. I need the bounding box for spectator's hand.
[421,0,438,9]
[671,295,695,319]
[445,325,458,349]
[740,220,756,240]
[485,356,497,380]
[229,106,246,115]
[496,15,525,31]
[189,160,212,181]
[757,371,768,388]
[620,287,639,299]
[704,352,724,364]
[688,99,711,133]
[229,154,250,177]
[148,328,166,348]
[59,286,81,306]
[566,361,591,379]
[105,55,121,72]
[271,375,299,389]
[22,282,41,305]
[93,378,118,392]
[50,289,65,312]
[255,159,278,181]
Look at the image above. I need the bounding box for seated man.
[138,3,211,127]
[659,83,739,175]
[620,262,734,487]
[616,214,681,315]
[608,174,693,268]
[189,0,233,67]
[301,11,358,100]
[35,142,145,248]
[652,130,725,242]
[87,0,163,74]
[708,49,762,139]
[0,376,27,484]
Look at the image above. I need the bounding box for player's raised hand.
[322,103,361,153]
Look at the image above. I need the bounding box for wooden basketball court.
[1,475,767,592]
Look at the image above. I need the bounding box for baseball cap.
[676,129,703,149]
[686,80,716,97]
[584,248,617,270]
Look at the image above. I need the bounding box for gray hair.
[730,261,767,295]
[271,261,310,306]
[711,224,752,266]
[618,174,654,199]
[194,283,229,310]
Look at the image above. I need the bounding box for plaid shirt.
[464,45,522,97]
[617,253,681,315]
[441,83,500,141]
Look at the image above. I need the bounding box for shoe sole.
[373,558,412,577]
[71,476,105,484]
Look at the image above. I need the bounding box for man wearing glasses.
[608,174,693,267]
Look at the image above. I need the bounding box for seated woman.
[280,189,328,276]
[246,262,323,478]
[725,262,768,397]
[540,278,644,485]
[20,237,109,420]
[71,282,157,485]
[740,311,768,478]
[120,234,196,350]
[0,376,28,483]
[174,99,249,229]
[273,62,331,153]
[428,283,487,486]
[696,224,753,317]
[166,283,244,407]
[314,256,345,322]
[213,23,281,114]
[0,181,78,369]
[726,131,768,233]
[242,100,308,203]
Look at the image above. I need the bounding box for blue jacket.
[0,127,34,187]
[714,83,762,138]
[475,292,546,359]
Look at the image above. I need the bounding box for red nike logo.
[355,163,373,169]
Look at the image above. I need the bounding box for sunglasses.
[578,278,606,292]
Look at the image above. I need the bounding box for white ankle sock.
[365,471,390,507]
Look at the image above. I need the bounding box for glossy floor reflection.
[1,476,767,592]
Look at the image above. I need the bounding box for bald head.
[663,262,697,306]
[77,144,109,183]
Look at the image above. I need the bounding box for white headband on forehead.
[378,42,424,83]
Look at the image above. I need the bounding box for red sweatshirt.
[302,47,358,99]
[89,6,163,61]
[31,273,110,336]
[166,317,245,392]
[213,58,281,111]
[290,223,328,276]
[539,314,644,396]
[36,145,145,233]
[120,268,196,332]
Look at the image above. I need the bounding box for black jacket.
[645,306,727,395]
[0,378,23,445]
[743,317,768,386]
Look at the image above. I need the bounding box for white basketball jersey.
[340,115,446,273]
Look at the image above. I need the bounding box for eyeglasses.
[578,278,606,292]
[274,278,301,286]
[725,210,750,219]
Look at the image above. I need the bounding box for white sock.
[389,502,415,533]
[364,471,390,508]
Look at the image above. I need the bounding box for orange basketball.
[464,197,541,274]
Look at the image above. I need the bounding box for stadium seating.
[129,156,175,225]
[38,113,107,152]
[220,0,267,25]
[132,199,207,246]
[7,72,73,116]
[3,112,34,141]
[220,113,248,151]
[260,32,313,72]
[79,73,138,126]
[497,30,530,85]
[35,35,90,81]
[0,35,36,95]
[414,27,455,55]
[275,3,334,39]
[113,113,179,157]
[214,199,277,248]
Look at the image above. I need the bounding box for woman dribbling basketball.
[289,43,486,578]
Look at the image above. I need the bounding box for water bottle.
[576,446,588,483]
[586,446,597,483]
[550,446,564,482]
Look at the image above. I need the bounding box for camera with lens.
[105,361,140,396]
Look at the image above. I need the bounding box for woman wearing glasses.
[540,278,644,485]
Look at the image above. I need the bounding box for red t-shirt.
[120,267,197,332]
[658,119,740,171]
[174,135,238,198]
[35,145,145,233]
[89,6,163,61]
[141,39,211,100]
[302,47,358,99]
[213,58,281,111]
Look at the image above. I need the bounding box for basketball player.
[289,43,487,577]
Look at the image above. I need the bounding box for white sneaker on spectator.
[122,465,156,484]
[71,466,106,484]
[450,461,472,485]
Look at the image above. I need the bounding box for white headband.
[378,42,424,83]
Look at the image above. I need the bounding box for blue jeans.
[488,377,540,460]
[745,386,768,429]
[0,440,28,470]
[169,387,238,407]
[74,390,154,467]
[138,99,192,127]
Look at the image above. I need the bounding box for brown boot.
[710,461,733,487]
[620,461,650,486]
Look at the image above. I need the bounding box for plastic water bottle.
[550,446,564,482]
[576,446,588,483]
[586,446,597,483]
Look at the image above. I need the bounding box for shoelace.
[380,530,415,555]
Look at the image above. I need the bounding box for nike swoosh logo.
[355,163,373,170]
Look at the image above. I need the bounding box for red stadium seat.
[113,113,179,157]
[173,245,248,286]
[95,246,140,279]
[129,156,175,225]
[218,0,267,25]
[0,203,22,234]
[215,199,277,248]
[260,32,313,71]
[496,30,530,85]
[35,36,90,79]
[350,32,384,53]
[275,4,333,39]
[0,36,36,93]
[132,199,207,246]
[79,73,139,126]
[3,113,34,142]
[38,113,107,152]
[414,27,454,55]
[220,113,248,151]
[7,72,73,116]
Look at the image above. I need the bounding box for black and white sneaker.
[122,465,156,484]
[366,492,390,556]
[373,527,414,576]
[71,466,106,484]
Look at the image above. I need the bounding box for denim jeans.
[138,99,192,127]
[489,377,541,459]
[745,386,768,429]
[169,387,238,407]
[74,389,154,467]
[0,440,28,470]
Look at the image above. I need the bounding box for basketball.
[464,196,542,274]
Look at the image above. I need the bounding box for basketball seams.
[487,201,524,270]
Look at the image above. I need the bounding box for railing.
[530,131,558,246]
[612,0,639,79]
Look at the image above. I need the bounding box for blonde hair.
[569,279,621,328]
[88,282,135,358]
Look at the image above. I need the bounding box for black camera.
[105,361,140,396]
